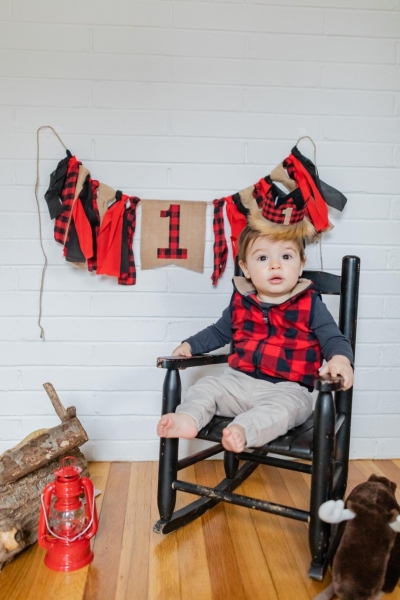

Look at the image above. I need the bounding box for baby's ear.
[239,260,249,278]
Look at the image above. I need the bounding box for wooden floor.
[1,460,400,600]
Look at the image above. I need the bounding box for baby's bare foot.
[222,424,246,453]
[157,413,198,439]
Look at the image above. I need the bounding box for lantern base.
[43,539,94,572]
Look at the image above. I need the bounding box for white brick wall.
[0,0,399,460]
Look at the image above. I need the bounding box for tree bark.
[0,417,88,485]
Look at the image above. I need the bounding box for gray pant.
[176,367,313,448]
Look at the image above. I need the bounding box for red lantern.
[38,455,99,571]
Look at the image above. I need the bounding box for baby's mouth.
[269,277,283,284]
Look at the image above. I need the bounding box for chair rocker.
[154,255,360,580]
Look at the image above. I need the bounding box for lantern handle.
[60,455,76,469]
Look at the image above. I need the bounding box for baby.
[157,226,354,454]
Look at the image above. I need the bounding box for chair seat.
[197,414,314,460]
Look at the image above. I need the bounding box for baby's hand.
[172,342,192,357]
[319,355,354,391]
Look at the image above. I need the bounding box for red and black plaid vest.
[228,286,322,387]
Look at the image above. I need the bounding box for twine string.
[35,126,67,339]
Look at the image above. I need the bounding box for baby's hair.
[238,225,306,264]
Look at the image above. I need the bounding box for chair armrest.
[157,354,229,370]
[314,374,344,392]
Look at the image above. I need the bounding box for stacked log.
[0,384,89,570]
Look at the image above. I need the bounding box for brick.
[171,111,320,140]
[0,292,91,317]
[92,81,242,111]
[0,391,94,416]
[349,438,377,460]
[351,392,379,415]
[381,345,400,366]
[323,64,400,91]
[172,57,321,87]
[93,27,245,58]
[248,140,394,167]
[355,368,400,390]
[376,439,400,459]
[0,79,91,109]
[385,297,400,318]
[0,23,90,52]
[82,440,159,461]
[168,268,234,294]
[0,107,15,133]
[0,318,20,341]
[173,4,325,34]
[322,117,400,143]
[305,243,388,271]
[0,161,15,185]
[0,268,16,291]
[82,416,158,440]
[0,419,21,441]
[387,249,400,269]
[326,9,400,38]
[90,54,171,82]
[360,272,400,295]
[275,0,397,7]
[10,49,91,80]
[336,195,391,219]
[0,133,90,160]
[93,342,171,366]
[248,33,395,64]
[0,369,19,391]
[352,414,400,438]
[247,87,394,117]
[94,135,244,164]
[324,220,400,244]
[357,320,400,344]
[378,393,400,414]
[0,342,92,366]
[13,0,170,26]
[93,292,229,319]
[20,366,165,391]
[354,343,381,367]
[0,1,11,19]
[391,197,400,218]
[93,391,160,416]
[15,107,169,135]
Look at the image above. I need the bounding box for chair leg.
[308,390,336,580]
[223,450,239,479]
[157,369,181,521]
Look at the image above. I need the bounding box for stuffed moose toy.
[315,475,400,600]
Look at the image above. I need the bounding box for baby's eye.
[257,255,267,261]
[282,254,292,260]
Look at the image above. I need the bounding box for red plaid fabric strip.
[157,204,188,259]
[211,198,228,286]
[54,155,81,247]
[87,179,100,273]
[118,196,141,285]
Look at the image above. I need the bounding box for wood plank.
[148,462,181,600]
[193,460,247,600]
[174,466,213,600]
[114,462,152,600]
[240,468,310,600]
[89,461,111,516]
[84,462,131,600]
[257,465,328,599]
[213,461,279,600]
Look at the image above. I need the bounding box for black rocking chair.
[154,255,360,580]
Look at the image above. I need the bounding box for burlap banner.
[140,200,207,273]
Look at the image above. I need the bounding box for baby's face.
[239,237,304,301]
